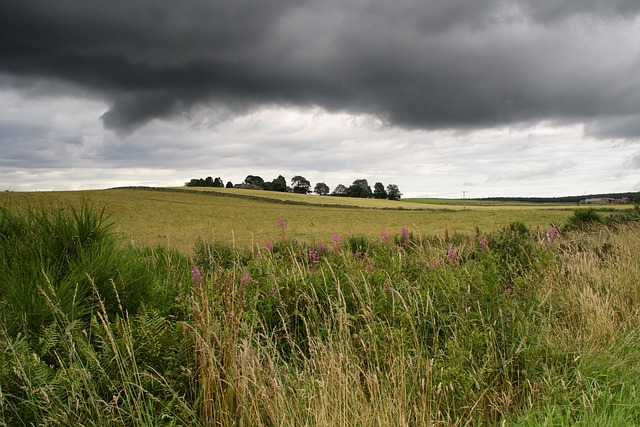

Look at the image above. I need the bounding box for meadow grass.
[182,187,598,211]
[180,187,438,209]
[1,199,640,425]
[0,188,579,252]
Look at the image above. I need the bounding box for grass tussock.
[1,203,640,425]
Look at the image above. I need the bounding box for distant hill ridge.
[479,192,638,204]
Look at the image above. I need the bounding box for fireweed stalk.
[277,216,287,240]
[331,232,341,251]
[401,226,409,243]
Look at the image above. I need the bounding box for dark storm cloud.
[1,0,639,136]
[586,115,640,140]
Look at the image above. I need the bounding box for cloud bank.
[2,0,640,138]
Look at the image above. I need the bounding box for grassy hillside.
[0,187,582,251]
[182,187,599,210]
[179,186,437,209]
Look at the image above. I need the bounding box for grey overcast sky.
[1,0,640,197]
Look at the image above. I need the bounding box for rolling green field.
[0,187,589,252]
[2,188,640,425]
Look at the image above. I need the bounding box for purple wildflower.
[332,232,341,249]
[447,248,458,261]
[277,216,287,239]
[309,249,319,262]
[241,272,252,286]
[401,226,409,241]
[317,242,326,255]
[191,267,203,289]
[265,240,274,253]
[546,226,559,243]
[479,239,489,251]
[380,230,391,242]
[366,263,374,273]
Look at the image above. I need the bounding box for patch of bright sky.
[1,87,639,197]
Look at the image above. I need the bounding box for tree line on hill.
[185,174,402,200]
[185,176,228,188]
[480,192,640,204]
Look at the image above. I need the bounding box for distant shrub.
[604,211,639,227]
[564,208,603,230]
[504,220,530,237]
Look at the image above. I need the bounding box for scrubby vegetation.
[2,203,640,425]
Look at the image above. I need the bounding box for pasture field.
[0,187,584,252]
[406,197,571,206]
[179,186,439,209]
[182,186,597,210]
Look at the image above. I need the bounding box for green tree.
[271,175,288,192]
[347,179,372,198]
[386,184,402,201]
[186,177,216,187]
[373,182,387,199]
[291,175,311,194]
[225,181,233,188]
[331,184,348,197]
[314,182,330,196]
[213,177,224,188]
[244,175,264,186]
